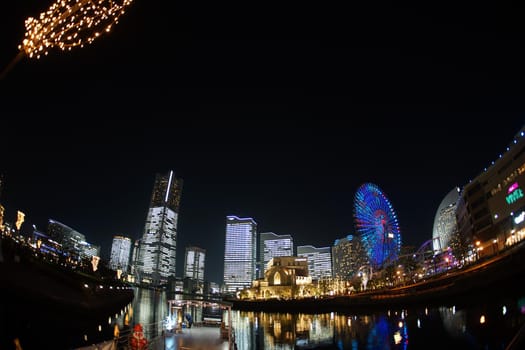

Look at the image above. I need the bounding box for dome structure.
[432,187,460,252]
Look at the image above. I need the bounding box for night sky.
[1,1,524,284]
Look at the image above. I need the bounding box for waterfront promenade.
[231,239,525,313]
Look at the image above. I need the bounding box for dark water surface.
[3,286,524,349]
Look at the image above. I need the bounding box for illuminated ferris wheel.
[353,183,401,269]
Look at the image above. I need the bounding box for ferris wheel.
[353,183,401,269]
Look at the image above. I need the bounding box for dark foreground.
[0,254,134,349]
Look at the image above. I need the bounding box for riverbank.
[0,253,134,349]
[231,241,525,313]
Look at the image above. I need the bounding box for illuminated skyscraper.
[47,219,98,260]
[137,170,183,285]
[184,246,206,282]
[332,234,367,280]
[47,219,86,257]
[297,245,332,281]
[110,235,132,271]
[258,232,293,278]
[223,215,257,293]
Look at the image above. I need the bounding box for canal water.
[83,287,525,350]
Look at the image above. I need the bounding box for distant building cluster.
[2,123,525,300]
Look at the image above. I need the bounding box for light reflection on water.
[113,287,168,341]
[115,288,525,350]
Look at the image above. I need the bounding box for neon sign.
[508,182,519,194]
[506,182,524,205]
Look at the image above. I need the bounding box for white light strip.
[165,170,173,202]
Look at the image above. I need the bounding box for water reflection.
[231,298,525,349]
[113,287,167,341]
[110,289,525,349]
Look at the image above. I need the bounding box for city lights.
[18,0,133,59]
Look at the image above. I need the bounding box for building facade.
[110,235,132,271]
[432,187,460,252]
[297,245,332,281]
[184,246,206,282]
[456,124,525,258]
[79,241,100,259]
[331,234,367,280]
[258,232,293,278]
[223,215,257,293]
[47,219,86,259]
[244,256,313,299]
[137,170,183,285]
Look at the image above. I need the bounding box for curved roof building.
[432,187,460,252]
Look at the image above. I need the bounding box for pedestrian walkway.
[148,325,233,350]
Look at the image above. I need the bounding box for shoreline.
[229,242,525,313]
[1,254,134,349]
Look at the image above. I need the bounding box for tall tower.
[184,246,206,282]
[137,170,183,285]
[258,232,293,278]
[223,215,257,293]
[110,235,132,271]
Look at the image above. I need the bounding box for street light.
[493,239,498,255]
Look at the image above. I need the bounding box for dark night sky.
[1,1,524,284]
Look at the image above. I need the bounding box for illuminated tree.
[1,0,133,78]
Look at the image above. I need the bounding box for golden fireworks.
[19,0,134,59]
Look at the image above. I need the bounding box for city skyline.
[1,1,524,285]
[1,121,525,284]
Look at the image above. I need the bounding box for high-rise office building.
[258,232,293,278]
[110,235,132,271]
[137,170,183,285]
[47,219,86,258]
[332,234,367,280]
[47,219,98,260]
[79,242,100,259]
[223,215,257,293]
[130,239,141,275]
[184,246,206,282]
[297,245,332,281]
[456,124,525,256]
